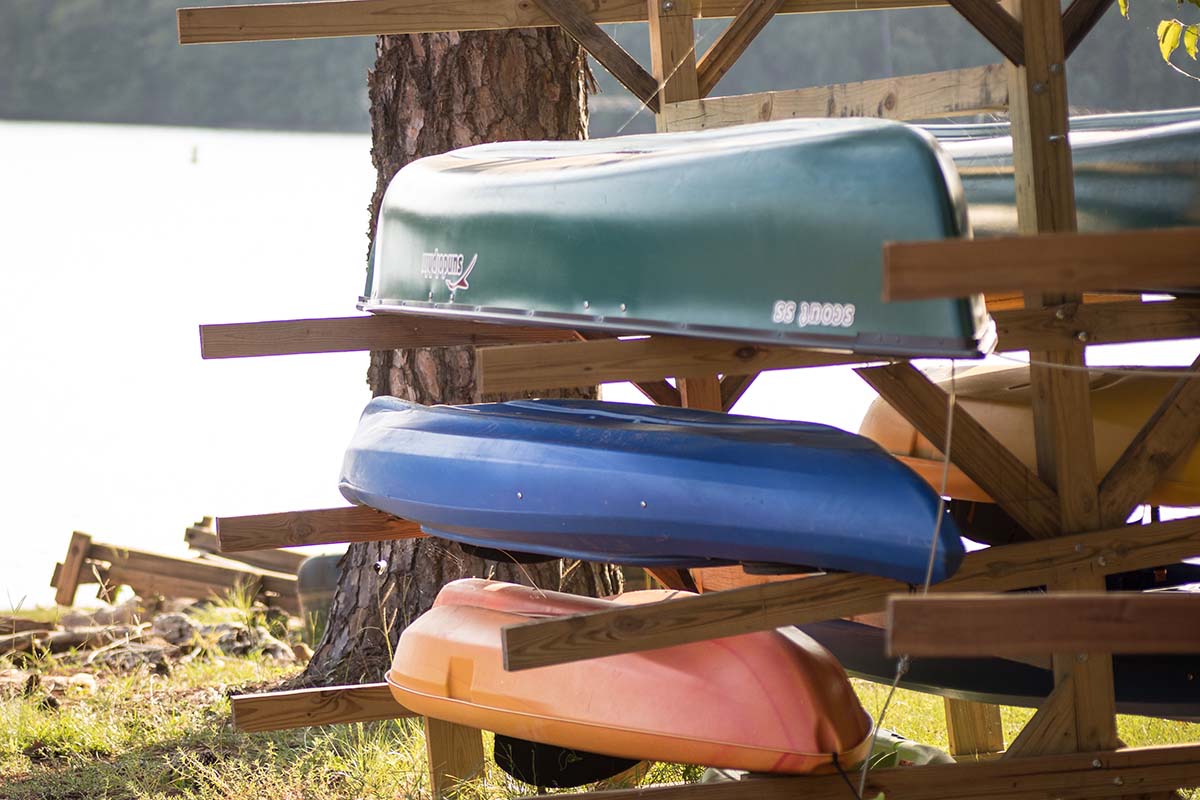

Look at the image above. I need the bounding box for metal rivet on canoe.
[620,303,627,312]
[516,491,524,500]
[640,500,647,508]
[583,300,590,309]
[428,291,434,300]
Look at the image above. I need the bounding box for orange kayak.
[386,579,873,774]
[859,365,1200,507]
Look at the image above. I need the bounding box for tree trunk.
[304,30,622,685]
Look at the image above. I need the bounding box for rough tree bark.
[304,30,621,685]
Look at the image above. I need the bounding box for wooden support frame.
[500,515,1200,671]
[944,697,1005,759]
[216,507,426,552]
[661,64,1008,131]
[178,0,951,46]
[478,335,870,393]
[199,315,578,359]
[1062,0,1117,57]
[54,531,92,607]
[855,362,1060,538]
[883,227,1200,301]
[424,717,485,799]
[888,593,1200,656]
[232,683,413,732]
[540,743,1200,800]
[719,373,757,411]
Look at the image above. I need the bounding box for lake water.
[2,121,1196,609]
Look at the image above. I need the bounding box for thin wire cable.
[989,350,1200,378]
[856,364,957,800]
[611,21,721,136]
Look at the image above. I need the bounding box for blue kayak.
[340,398,965,584]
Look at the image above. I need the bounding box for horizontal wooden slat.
[217,507,426,552]
[545,743,1200,800]
[185,528,308,573]
[884,227,1200,301]
[86,542,296,593]
[199,315,577,359]
[993,298,1200,351]
[479,336,870,393]
[178,0,944,45]
[662,64,1008,131]
[231,683,413,732]
[888,593,1200,657]
[500,515,1200,670]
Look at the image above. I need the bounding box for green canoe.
[936,108,1200,236]
[363,118,993,359]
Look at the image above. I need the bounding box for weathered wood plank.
[662,64,1007,131]
[232,683,413,732]
[1004,675,1078,758]
[532,0,659,111]
[501,515,1200,670]
[695,0,786,97]
[185,528,308,574]
[178,0,946,45]
[83,541,297,597]
[54,531,92,607]
[884,228,1200,301]
[948,0,1025,65]
[1006,0,1115,752]
[478,336,869,392]
[216,507,426,552]
[855,362,1060,538]
[649,0,700,130]
[199,315,577,359]
[544,743,1200,800]
[424,717,485,799]
[887,593,1200,656]
[1097,354,1200,527]
[993,299,1200,352]
[944,698,1005,759]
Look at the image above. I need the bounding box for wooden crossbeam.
[855,362,1060,538]
[542,743,1200,800]
[1097,354,1200,527]
[199,315,577,359]
[216,507,426,552]
[883,228,1200,301]
[532,0,659,112]
[993,298,1200,352]
[661,64,1007,131]
[948,0,1025,65]
[695,0,786,97]
[887,593,1200,657]
[231,683,413,732]
[500,515,1200,671]
[576,332,681,406]
[944,697,1005,758]
[478,336,869,393]
[1062,0,1116,57]
[177,0,946,46]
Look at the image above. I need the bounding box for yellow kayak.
[858,365,1200,507]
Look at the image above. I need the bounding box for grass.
[2,656,1199,799]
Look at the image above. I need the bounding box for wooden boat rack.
[178,0,1200,797]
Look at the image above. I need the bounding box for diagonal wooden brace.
[948,0,1025,65]
[695,0,786,97]
[855,362,1060,539]
[532,0,660,112]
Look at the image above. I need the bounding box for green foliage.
[1122,0,1200,67]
